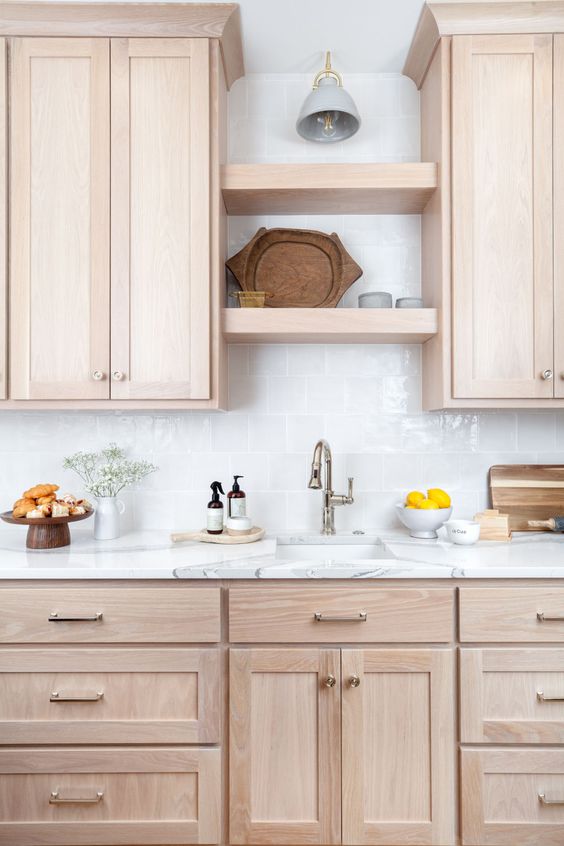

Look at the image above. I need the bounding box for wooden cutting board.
[226,227,362,308]
[489,465,564,531]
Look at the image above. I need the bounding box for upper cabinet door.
[10,38,110,400]
[554,37,564,397]
[0,39,6,400]
[230,648,341,845]
[452,35,554,400]
[342,649,455,846]
[111,38,211,400]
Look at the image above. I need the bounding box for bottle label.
[230,498,246,517]
[207,508,224,532]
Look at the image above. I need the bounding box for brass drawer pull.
[537,690,564,702]
[349,674,361,688]
[539,792,564,805]
[50,790,104,805]
[50,690,104,702]
[323,674,337,688]
[49,611,103,623]
[314,611,367,622]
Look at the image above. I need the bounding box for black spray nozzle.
[210,481,225,502]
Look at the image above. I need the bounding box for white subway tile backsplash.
[518,412,557,452]
[249,345,287,376]
[268,376,307,413]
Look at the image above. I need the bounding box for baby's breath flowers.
[63,443,157,497]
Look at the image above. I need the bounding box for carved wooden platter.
[226,227,363,308]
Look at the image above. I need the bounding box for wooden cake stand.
[1,509,93,549]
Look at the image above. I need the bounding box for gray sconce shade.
[296,52,361,143]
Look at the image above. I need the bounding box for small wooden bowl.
[1,509,94,549]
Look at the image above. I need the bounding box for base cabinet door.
[0,747,221,845]
[229,648,341,845]
[462,748,564,846]
[342,649,455,846]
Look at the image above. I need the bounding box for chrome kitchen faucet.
[308,439,354,535]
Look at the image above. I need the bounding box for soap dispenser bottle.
[207,481,225,535]
[228,475,246,517]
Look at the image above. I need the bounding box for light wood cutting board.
[489,465,564,531]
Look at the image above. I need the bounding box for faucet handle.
[347,477,354,503]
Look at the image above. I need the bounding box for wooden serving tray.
[226,227,362,308]
[171,527,265,545]
[490,465,564,531]
[1,509,93,549]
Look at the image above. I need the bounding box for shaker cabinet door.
[452,34,554,400]
[9,38,110,400]
[341,649,455,846]
[110,38,211,400]
[230,648,341,845]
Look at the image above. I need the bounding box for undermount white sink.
[275,535,393,562]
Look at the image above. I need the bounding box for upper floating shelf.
[221,163,438,215]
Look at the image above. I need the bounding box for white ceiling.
[236,0,425,74]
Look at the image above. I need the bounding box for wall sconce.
[296,51,361,143]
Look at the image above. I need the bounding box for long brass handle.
[537,612,564,622]
[49,612,103,623]
[50,690,104,702]
[314,611,367,622]
[50,790,104,805]
[537,691,564,702]
[539,793,564,805]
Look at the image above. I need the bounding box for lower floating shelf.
[223,308,438,344]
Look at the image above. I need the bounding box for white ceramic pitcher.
[94,497,125,540]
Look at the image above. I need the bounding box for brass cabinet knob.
[92,370,105,381]
[112,370,124,381]
[349,674,361,688]
[323,674,336,688]
[542,369,553,381]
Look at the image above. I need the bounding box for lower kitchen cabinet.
[462,748,564,846]
[342,649,454,845]
[230,648,342,845]
[229,647,455,846]
[0,747,221,846]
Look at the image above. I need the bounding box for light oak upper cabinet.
[0,38,6,400]
[452,34,553,400]
[342,650,454,846]
[554,35,564,397]
[111,38,210,400]
[230,648,341,845]
[10,38,110,400]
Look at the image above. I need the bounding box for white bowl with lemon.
[396,489,452,539]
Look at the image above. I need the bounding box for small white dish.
[443,519,480,545]
[395,503,453,539]
[226,515,253,536]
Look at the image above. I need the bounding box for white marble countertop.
[2,525,564,579]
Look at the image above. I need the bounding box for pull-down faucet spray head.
[308,439,331,491]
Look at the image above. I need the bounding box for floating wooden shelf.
[221,163,438,215]
[223,308,438,344]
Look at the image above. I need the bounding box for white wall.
[1,73,561,535]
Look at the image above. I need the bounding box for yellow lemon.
[406,490,425,507]
[418,498,440,510]
[405,504,416,509]
[427,488,451,509]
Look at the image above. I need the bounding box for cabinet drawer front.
[462,748,564,845]
[0,648,219,744]
[0,588,220,643]
[229,587,454,643]
[0,747,220,846]
[460,588,564,642]
[461,649,564,743]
